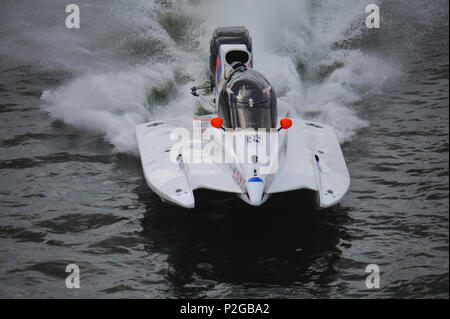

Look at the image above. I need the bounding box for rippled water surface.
[0,0,448,298]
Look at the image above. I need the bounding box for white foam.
[38,0,397,153]
[42,63,179,154]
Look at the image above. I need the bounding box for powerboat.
[136,26,350,209]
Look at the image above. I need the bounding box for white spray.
[37,0,397,153]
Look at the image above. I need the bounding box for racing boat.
[136,26,350,209]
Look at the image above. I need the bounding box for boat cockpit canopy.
[218,68,277,130]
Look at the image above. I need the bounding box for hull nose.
[246,177,265,205]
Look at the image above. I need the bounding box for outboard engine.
[209,26,253,86]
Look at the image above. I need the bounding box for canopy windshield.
[217,69,277,130]
[233,102,273,129]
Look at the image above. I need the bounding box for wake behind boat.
[136,27,350,209]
